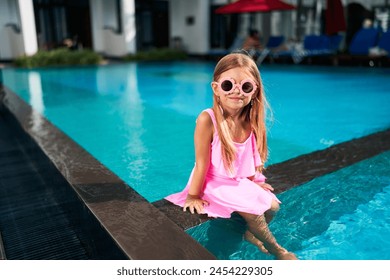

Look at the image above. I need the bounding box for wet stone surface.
[154,129,390,229]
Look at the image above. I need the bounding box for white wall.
[0,0,16,59]
[298,0,386,9]
[89,0,136,56]
[0,0,22,59]
[4,26,24,58]
[100,0,128,56]
[169,0,210,55]
[0,0,37,59]
[102,29,127,56]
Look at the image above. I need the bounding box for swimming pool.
[2,62,390,202]
[187,151,390,260]
[2,62,390,260]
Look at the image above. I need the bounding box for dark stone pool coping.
[2,83,389,258]
[154,128,390,230]
[2,86,215,260]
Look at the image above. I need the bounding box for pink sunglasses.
[213,77,257,96]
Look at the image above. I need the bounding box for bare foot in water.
[275,250,298,260]
[244,230,269,254]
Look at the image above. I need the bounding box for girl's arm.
[253,166,274,192]
[183,111,213,214]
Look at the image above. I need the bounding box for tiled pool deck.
[1,84,389,259]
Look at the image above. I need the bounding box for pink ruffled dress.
[165,109,280,218]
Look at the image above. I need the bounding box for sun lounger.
[291,34,343,64]
[266,35,285,49]
[377,30,390,56]
[335,28,383,66]
[208,36,245,57]
[348,27,379,55]
[256,35,285,64]
[266,34,342,64]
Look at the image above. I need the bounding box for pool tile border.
[1,86,215,260]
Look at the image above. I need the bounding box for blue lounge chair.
[291,34,343,64]
[268,34,343,64]
[208,36,245,57]
[329,34,343,52]
[378,31,390,56]
[266,35,285,49]
[348,27,379,55]
[256,35,285,64]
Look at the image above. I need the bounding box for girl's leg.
[239,211,297,260]
[265,199,280,224]
[244,199,280,253]
[244,230,269,254]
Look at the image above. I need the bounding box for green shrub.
[14,48,103,68]
[124,48,187,61]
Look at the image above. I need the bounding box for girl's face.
[212,67,257,112]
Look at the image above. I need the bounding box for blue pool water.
[187,151,390,260]
[2,62,390,202]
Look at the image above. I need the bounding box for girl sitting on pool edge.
[165,51,297,260]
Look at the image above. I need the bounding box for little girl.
[165,52,297,260]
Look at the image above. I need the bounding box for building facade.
[0,0,388,60]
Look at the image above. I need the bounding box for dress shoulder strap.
[204,108,217,129]
[251,132,262,167]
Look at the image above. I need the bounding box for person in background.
[242,29,264,58]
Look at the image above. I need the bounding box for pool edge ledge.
[155,130,390,229]
[2,86,215,260]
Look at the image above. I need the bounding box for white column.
[89,0,105,52]
[239,14,251,38]
[314,0,322,35]
[18,0,38,56]
[121,0,136,54]
[198,0,210,54]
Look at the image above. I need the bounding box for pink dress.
[165,109,280,218]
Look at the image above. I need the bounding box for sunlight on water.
[187,151,390,260]
[2,63,390,201]
[3,62,390,260]
[297,185,390,260]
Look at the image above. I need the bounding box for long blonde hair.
[212,53,269,172]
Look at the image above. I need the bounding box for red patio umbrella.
[215,0,296,14]
[325,0,346,35]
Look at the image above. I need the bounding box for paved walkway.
[0,105,126,259]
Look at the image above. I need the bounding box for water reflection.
[95,64,149,184]
[2,63,390,202]
[28,71,45,134]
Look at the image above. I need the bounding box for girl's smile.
[212,67,255,115]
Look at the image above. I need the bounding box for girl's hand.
[258,183,274,192]
[183,194,209,214]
